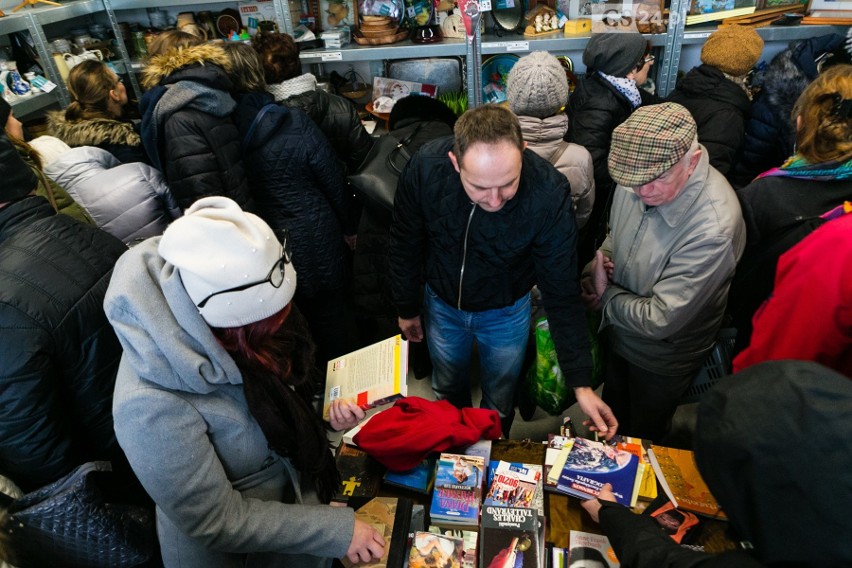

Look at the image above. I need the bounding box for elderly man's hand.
[575,386,618,440]
[592,250,612,298]
[580,275,601,311]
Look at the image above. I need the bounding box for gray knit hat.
[507,51,569,118]
[583,32,648,77]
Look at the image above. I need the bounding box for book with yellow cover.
[647,445,727,520]
[322,335,408,420]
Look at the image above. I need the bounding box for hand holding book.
[329,400,367,431]
[579,482,616,523]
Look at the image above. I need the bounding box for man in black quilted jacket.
[389,105,616,437]
[0,131,137,497]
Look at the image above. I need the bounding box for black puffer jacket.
[667,64,751,176]
[233,91,355,298]
[139,43,251,211]
[567,73,658,263]
[0,197,128,492]
[279,87,373,173]
[731,34,844,187]
[390,136,592,386]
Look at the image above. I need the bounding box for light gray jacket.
[518,114,595,229]
[597,147,745,375]
[105,239,354,568]
[44,146,181,244]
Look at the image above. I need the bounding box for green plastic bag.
[526,317,569,416]
[526,312,606,416]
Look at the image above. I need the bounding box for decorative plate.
[481,53,519,104]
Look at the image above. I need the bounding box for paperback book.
[555,437,642,507]
[342,497,413,568]
[479,507,540,568]
[484,461,544,516]
[428,526,478,568]
[430,453,485,527]
[383,457,436,494]
[333,443,384,504]
[409,531,464,568]
[568,530,619,567]
[323,335,408,421]
[647,445,727,520]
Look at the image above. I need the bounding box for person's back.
[667,26,763,177]
[507,51,595,229]
[139,31,252,211]
[35,136,181,244]
[0,133,130,493]
[252,31,373,173]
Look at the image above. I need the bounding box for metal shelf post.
[24,12,69,106]
[102,0,143,101]
[658,0,688,96]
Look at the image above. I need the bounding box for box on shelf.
[239,0,279,35]
[321,26,352,47]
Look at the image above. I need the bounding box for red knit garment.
[353,397,503,471]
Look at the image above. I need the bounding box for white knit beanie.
[507,51,569,119]
[158,196,297,328]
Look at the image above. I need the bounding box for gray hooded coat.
[105,238,354,568]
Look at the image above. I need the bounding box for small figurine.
[534,13,543,32]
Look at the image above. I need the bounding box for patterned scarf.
[266,73,318,102]
[598,71,641,108]
[757,154,852,181]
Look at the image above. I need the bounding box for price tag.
[407,6,417,17]
[480,0,492,11]
[505,41,528,51]
[684,32,711,39]
[321,51,344,61]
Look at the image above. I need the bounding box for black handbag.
[1,461,155,568]
[348,122,427,223]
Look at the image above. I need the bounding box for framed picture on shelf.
[321,0,356,28]
[806,0,852,13]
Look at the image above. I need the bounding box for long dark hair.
[212,304,339,502]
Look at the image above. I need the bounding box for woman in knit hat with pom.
[105,196,384,568]
[567,32,660,265]
[507,51,595,230]
[668,25,764,177]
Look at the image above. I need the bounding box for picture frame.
[806,0,852,12]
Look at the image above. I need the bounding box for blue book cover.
[429,453,484,526]
[556,437,640,507]
[383,457,436,494]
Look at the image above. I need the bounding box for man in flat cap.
[581,102,745,443]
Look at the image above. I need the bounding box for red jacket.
[733,213,852,377]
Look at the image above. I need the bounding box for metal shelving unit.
[4,0,849,113]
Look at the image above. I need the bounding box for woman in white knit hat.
[507,51,595,230]
[105,196,383,568]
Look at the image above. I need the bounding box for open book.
[322,335,408,421]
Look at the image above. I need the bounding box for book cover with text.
[556,437,641,507]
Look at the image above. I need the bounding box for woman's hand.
[580,483,617,523]
[346,519,386,564]
[329,400,366,432]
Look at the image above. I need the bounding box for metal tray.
[385,56,464,95]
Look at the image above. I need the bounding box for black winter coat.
[139,43,251,211]
[389,137,593,386]
[351,117,454,319]
[233,91,355,298]
[280,88,374,173]
[0,197,128,492]
[668,64,751,176]
[728,175,852,351]
[598,502,764,567]
[567,73,659,263]
[731,34,844,187]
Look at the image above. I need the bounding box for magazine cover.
[479,507,540,568]
[568,530,619,567]
[484,461,543,515]
[556,437,641,507]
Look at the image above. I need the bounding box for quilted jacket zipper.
[458,203,477,309]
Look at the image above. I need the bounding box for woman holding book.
[105,196,380,568]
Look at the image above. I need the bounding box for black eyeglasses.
[196,232,292,309]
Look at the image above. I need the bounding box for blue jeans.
[423,284,531,435]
